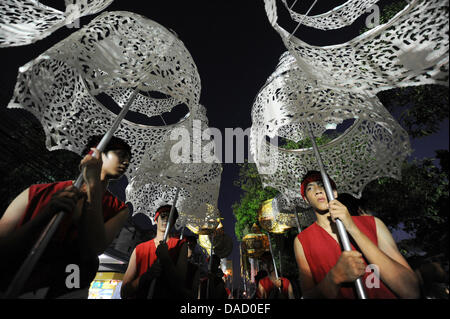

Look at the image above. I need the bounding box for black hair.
[338,193,359,216]
[338,193,367,216]
[254,270,268,283]
[82,135,132,158]
[156,204,179,222]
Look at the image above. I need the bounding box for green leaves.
[362,150,449,257]
[378,85,449,138]
[232,161,279,241]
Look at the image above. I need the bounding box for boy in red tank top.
[293,171,419,299]
[121,205,190,299]
[256,252,294,299]
[0,135,132,298]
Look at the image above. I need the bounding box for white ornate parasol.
[125,110,223,228]
[251,52,412,210]
[264,0,449,95]
[7,10,202,181]
[0,0,114,47]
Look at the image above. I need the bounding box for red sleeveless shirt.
[18,180,127,243]
[258,276,290,298]
[135,237,186,276]
[297,216,397,299]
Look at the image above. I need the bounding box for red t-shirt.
[18,180,127,243]
[258,276,290,298]
[135,237,186,277]
[297,216,397,299]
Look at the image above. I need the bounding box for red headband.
[154,206,171,222]
[300,172,336,200]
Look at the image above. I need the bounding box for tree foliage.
[361,150,449,258]
[378,85,449,138]
[232,135,335,241]
[232,161,279,241]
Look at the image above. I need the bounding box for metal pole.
[278,248,283,278]
[266,232,282,295]
[179,224,186,240]
[147,187,181,299]
[294,209,302,233]
[206,233,215,299]
[266,233,279,280]
[5,87,139,299]
[306,122,367,299]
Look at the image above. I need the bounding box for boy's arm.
[121,249,139,299]
[102,208,129,250]
[78,149,107,255]
[288,282,295,299]
[0,188,30,238]
[0,187,82,269]
[351,217,420,298]
[257,282,267,299]
[328,200,420,298]
[294,236,340,298]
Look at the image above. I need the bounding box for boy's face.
[101,149,131,179]
[305,180,337,211]
[156,211,169,231]
[156,210,178,232]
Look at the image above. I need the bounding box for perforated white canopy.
[7,11,202,182]
[250,52,412,209]
[264,0,449,95]
[0,0,113,47]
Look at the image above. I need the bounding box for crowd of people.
[0,137,448,299]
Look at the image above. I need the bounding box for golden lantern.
[258,198,293,234]
[198,229,233,258]
[192,214,231,258]
[242,223,270,258]
[187,218,222,235]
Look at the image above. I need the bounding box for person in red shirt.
[121,205,190,299]
[293,171,420,299]
[256,252,294,299]
[0,135,132,298]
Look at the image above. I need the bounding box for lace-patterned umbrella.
[125,115,223,230]
[251,52,411,208]
[0,0,114,47]
[264,0,449,95]
[8,11,201,179]
[5,11,201,297]
[250,52,412,299]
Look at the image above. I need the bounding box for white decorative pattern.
[7,11,202,181]
[0,0,113,47]
[125,122,223,226]
[280,0,380,30]
[250,52,412,208]
[265,0,449,95]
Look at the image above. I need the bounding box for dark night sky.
[0,0,448,289]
